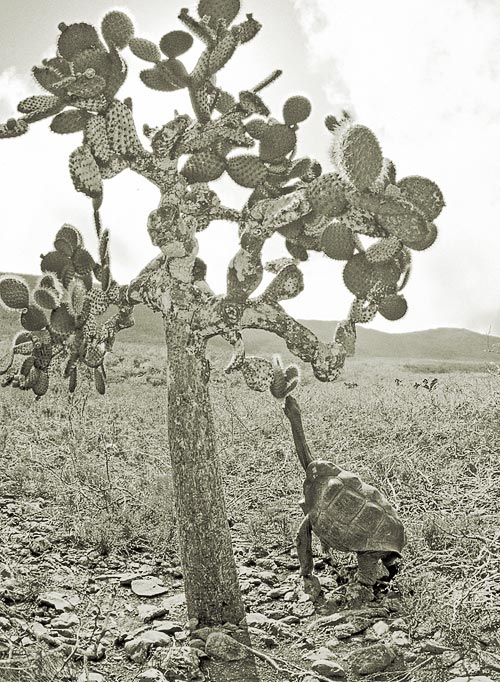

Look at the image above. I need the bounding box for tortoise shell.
[300,459,405,555]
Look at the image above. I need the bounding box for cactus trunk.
[164,317,245,626]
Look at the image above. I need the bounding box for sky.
[1,0,500,335]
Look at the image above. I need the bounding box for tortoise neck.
[283,395,314,471]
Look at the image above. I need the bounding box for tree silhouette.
[0,0,444,625]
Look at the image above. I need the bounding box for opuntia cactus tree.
[0,0,444,625]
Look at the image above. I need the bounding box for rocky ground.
[1,491,499,682]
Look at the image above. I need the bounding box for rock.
[131,577,169,597]
[162,593,186,610]
[449,659,483,677]
[305,647,340,662]
[420,638,447,654]
[137,604,167,622]
[391,630,411,646]
[267,609,287,620]
[31,622,48,637]
[390,617,408,631]
[372,621,390,637]
[124,630,171,663]
[311,658,346,679]
[325,637,340,650]
[51,613,80,629]
[78,643,106,661]
[301,574,322,601]
[29,538,52,555]
[480,652,500,673]
[190,638,206,651]
[205,632,248,661]
[0,617,10,629]
[153,620,183,635]
[292,601,315,618]
[448,678,494,682]
[77,674,104,682]
[257,570,278,585]
[268,586,290,599]
[137,669,167,681]
[255,558,277,570]
[334,617,372,639]
[38,592,78,612]
[280,616,300,625]
[442,650,463,667]
[349,643,396,675]
[241,612,269,627]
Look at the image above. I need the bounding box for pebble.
[442,650,463,667]
[268,586,290,599]
[124,631,171,663]
[241,612,269,627]
[372,621,390,637]
[205,632,248,661]
[391,630,411,646]
[292,602,315,618]
[389,617,408,631]
[349,643,396,675]
[449,660,483,677]
[311,658,346,679]
[152,620,182,635]
[420,638,447,654]
[76,674,104,682]
[136,669,167,682]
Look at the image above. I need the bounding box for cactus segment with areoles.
[241,356,273,392]
[378,293,408,320]
[321,222,356,260]
[129,38,162,63]
[0,277,30,310]
[282,96,312,125]
[330,120,383,191]
[21,306,48,332]
[50,110,91,134]
[306,173,348,218]
[198,0,241,26]
[101,11,134,49]
[226,155,267,188]
[260,264,304,303]
[397,176,445,221]
[182,152,226,183]
[69,144,103,200]
[159,31,194,59]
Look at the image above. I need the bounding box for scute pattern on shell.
[303,459,405,554]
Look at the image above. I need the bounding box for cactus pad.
[259,124,296,162]
[140,66,181,91]
[181,152,226,183]
[397,176,444,221]
[321,222,356,260]
[306,173,348,218]
[41,251,71,279]
[106,101,142,156]
[18,95,61,116]
[129,37,162,63]
[50,304,76,335]
[73,247,95,275]
[0,277,30,310]
[101,11,134,49]
[159,30,194,58]
[404,221,438,251]
[198,0,240,26]
[261,264,304,302]
[378,293,408,320]
[236,14,262,43]
[226,155,267,188]
[332,123,383,191]
[378,203,427,245]
[69,144,103,199]
[282,96,312,125]
[365,235,402,263]
[241,356,273,392]
[21,306,48,331]
[0,119,29,138]
[208,33,237,75]
[57,23,103,60]
[51,110,91,134]
[34,288,59,310]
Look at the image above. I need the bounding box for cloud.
[0,67,31,119]
[291,0,500,333]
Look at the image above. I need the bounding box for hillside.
[0,274,496,361]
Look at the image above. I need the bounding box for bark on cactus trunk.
[164,316,245,625]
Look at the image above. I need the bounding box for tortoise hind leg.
[296,515,314,576]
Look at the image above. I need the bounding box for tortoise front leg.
[296,515,314,576]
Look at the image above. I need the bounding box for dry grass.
[1,343,499,654]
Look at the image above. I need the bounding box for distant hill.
[0,274,496,362]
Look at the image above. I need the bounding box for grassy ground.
[1,342,499,677]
